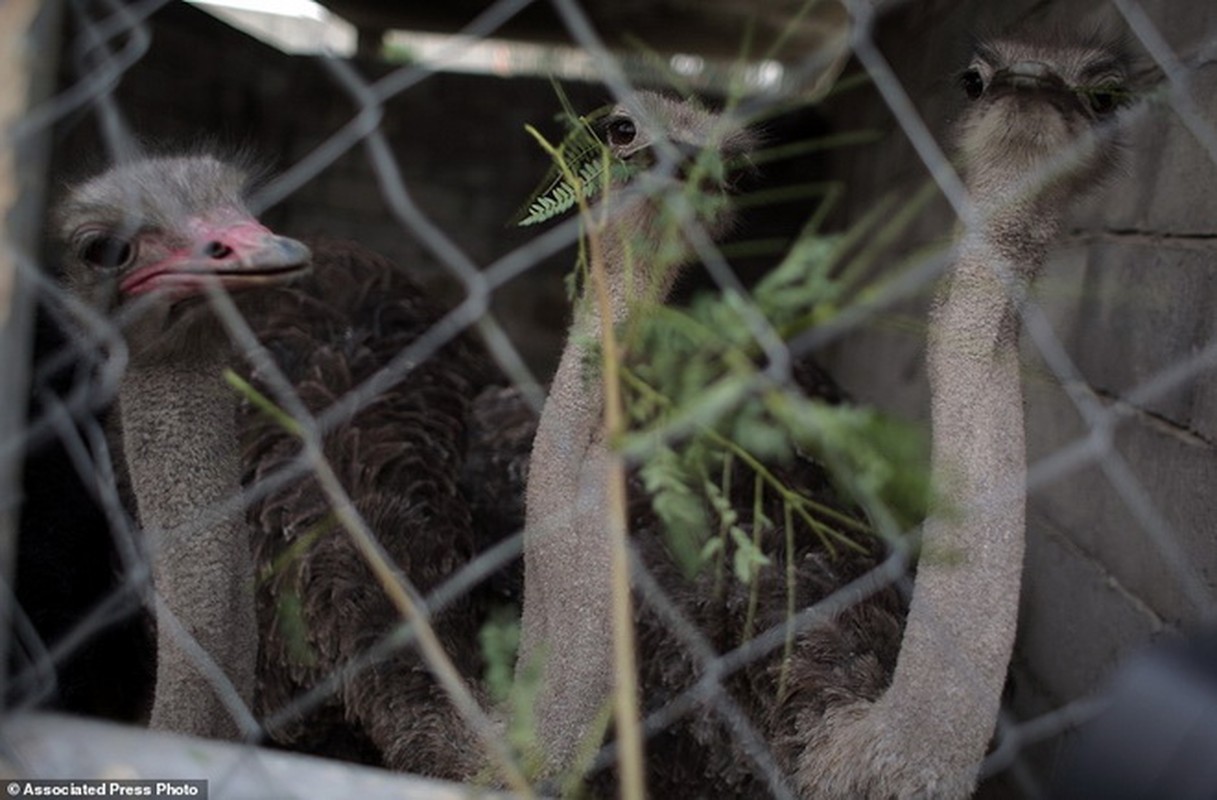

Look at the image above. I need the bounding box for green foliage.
[765,392,929,534]
[225,368,303,437]
[617,215,933,578]
[754,232,848,330]
[615,173,940,575]
[727,510,771,583]
[477,605,547,780]
[519,157,637,226]
[515,81,933,613]
[257,514,339,670]
[275,590,317,669]
[380,41,417,65]
[514,93,639,227]
[514,87,732,232]
[479,605,522,705]
[639,445,711,574]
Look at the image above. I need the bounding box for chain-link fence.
[2,0,1216,797]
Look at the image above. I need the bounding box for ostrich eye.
[960,68,985,100]
[80,235,135,270]
[1086,86,1124,115]
[606,117,638,148]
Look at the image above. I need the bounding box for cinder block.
[1033,241,1217,428]
[1025,376,1217,622]
[1073,66,1217,236]
[1018,514,1164,703]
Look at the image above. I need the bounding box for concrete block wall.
[816,0,1217,783]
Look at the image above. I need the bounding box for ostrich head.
[954,34,1133,202]
[601,92,756,236]
[55,154,311,361]
[587,91,757,309]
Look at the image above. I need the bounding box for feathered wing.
[239,239,507,777]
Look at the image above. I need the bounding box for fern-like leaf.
[518,156,636,226]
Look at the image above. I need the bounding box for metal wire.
[3,0,1215,797]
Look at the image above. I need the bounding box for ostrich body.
[241,238,514,777]
[795,36,1132,797]
[54,155,311,739]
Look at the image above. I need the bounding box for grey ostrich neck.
[799,84,1115,797]
[57,154,311,742]
[876,157,1060,787]
[936,160,1066,362]
[119,345,257,739]
[520,202,679,769]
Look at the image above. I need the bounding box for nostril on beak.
[674,142,703,165]
[996,61,1065,92]
[204,241,234,260]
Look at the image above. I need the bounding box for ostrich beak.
[989,61,1090,116]
[994,61,1066,91]
[120,216,312,298]
[658,139,754,192]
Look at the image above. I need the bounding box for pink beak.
[120,215,311,298]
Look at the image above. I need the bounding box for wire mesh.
[3,0,1216,798]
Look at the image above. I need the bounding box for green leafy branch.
[518,156,636,226]
[515,88,639,227]
[624,367,871,565]
[613,206,935,610]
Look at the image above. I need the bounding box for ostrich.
[519,34,1133,798]
[515,90,762,774]
[54,154,524,780]
[793,34,1134,797]
[53,154,311,739]
[514,90,907,797]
